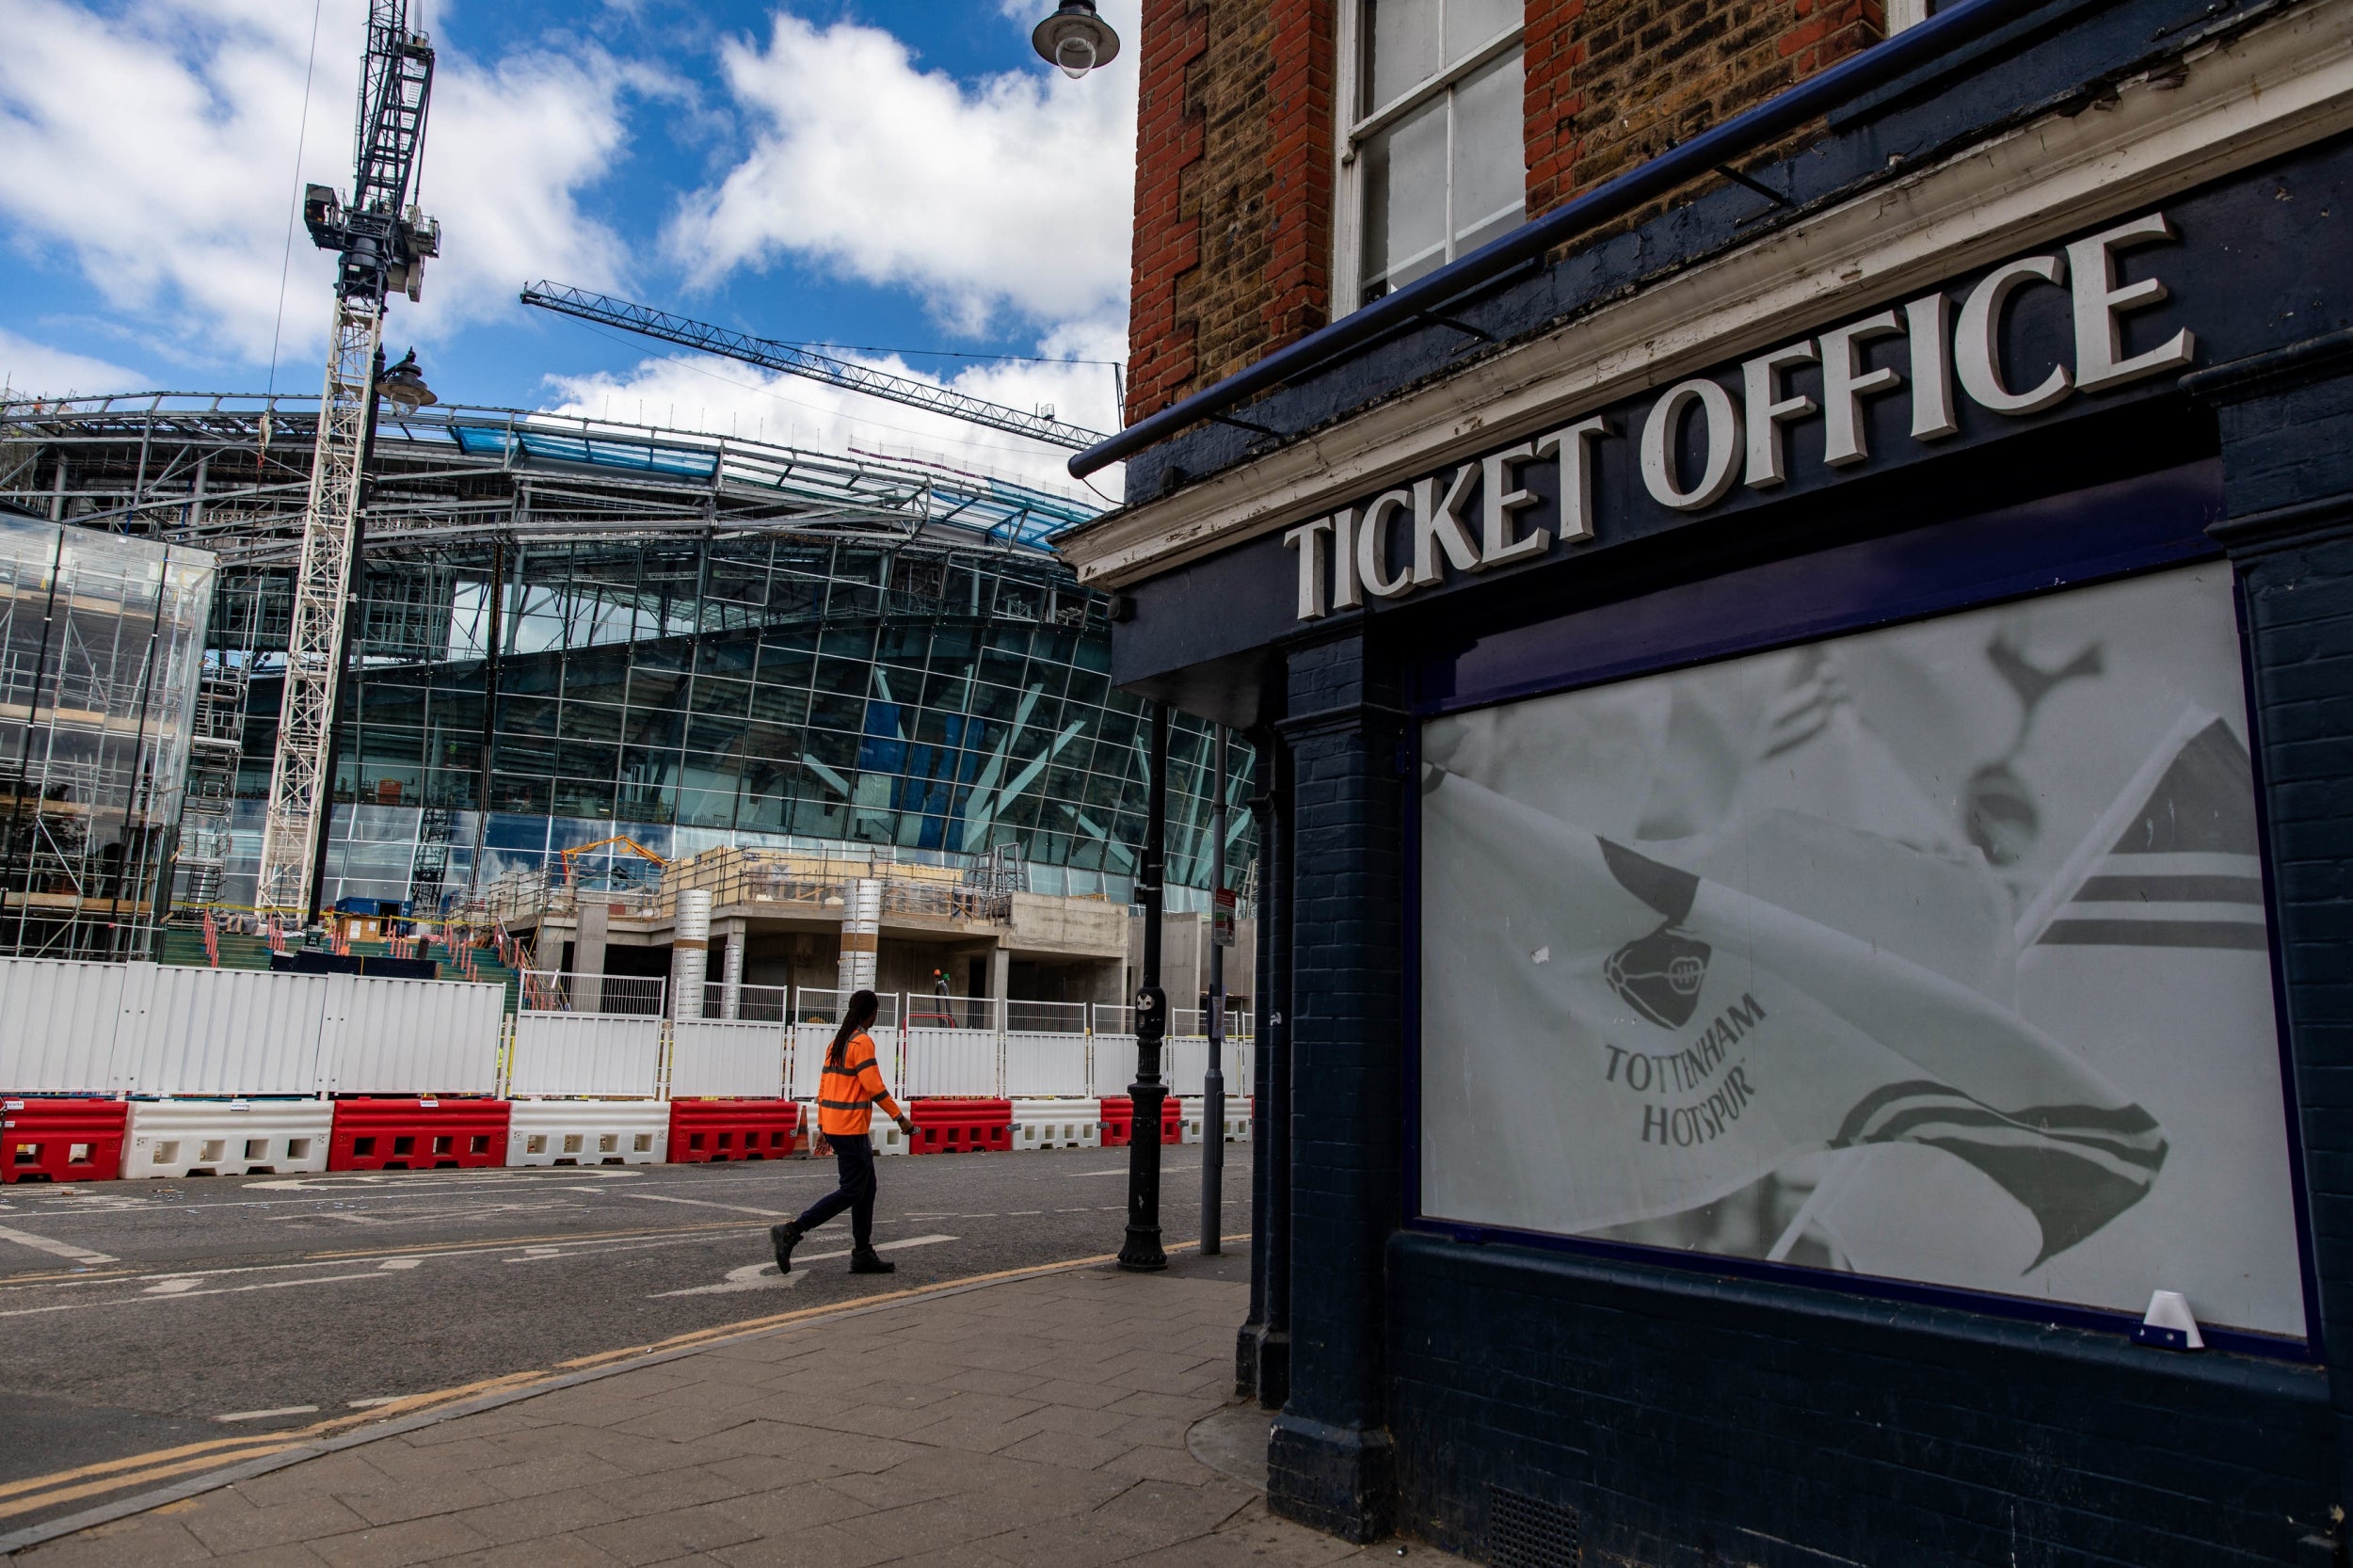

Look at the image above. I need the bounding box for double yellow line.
[0,1240,1230,1529]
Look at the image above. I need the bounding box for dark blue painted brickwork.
[1267,633,1409,1542]
[1385,1232,2338,1568]
[2194,328,2353,1512]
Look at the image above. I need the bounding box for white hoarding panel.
[508,1014,664,1097]
[1002,1033,1091,1098]
[0,957,126,1092]
[116,964,328,1096]
[670,1019,787,1098]
[903,1027,997,1098]
[324,974,506,1096]
[1418,564,2305,1339]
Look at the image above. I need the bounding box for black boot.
[768,1221,804,1273]
[849,1244,896,1274]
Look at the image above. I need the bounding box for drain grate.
[1488,1484,1581,1568]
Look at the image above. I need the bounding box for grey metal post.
[1202,726,1226,1254]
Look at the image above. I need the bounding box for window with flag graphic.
[1418,563,2304,1339]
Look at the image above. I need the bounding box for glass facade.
[219,536,1254,911]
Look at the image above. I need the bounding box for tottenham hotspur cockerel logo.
[1597,839,1711,1030]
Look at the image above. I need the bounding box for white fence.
[670,1019,787,1098]
[507,1014,665,1097]
[0,961,1212,1103]
[0,957,505,1096]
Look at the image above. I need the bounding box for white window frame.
[1332,2,1528,319]
[1886,0,1929,30]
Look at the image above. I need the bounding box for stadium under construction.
[0,390,1256,1009]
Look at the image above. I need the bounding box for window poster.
[1418,564,2306,1338]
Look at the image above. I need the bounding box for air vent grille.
[1488,1484,1581,1568]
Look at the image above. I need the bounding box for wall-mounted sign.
[1284,214,2194,622]
[1417,562,2303,1338]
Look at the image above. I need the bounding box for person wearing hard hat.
[769,988,915,1275]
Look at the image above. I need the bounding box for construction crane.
[255,1,441,920]
[520,281,1110,451]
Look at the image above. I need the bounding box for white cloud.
[539,340,1125,504]
[0,328,147,399]
[0,0,630,370]
[668,7,1139,336]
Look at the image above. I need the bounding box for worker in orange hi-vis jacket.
[771,988,916,1275]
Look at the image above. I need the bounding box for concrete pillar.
[574,900,608,1013]
[836,878,880,997]
[990,943,1010,1032]
[670,888,712,1020]
[720,920,745,1019]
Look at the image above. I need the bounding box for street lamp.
[1032,0,1121,79]
[379,348,437,412]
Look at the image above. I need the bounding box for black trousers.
[793,1133,877,1247]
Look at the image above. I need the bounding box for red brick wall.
[1126,0,1211,424]
[1262,0,1338,352]
[1526,0,1885,217]
[1123,0,1883,420]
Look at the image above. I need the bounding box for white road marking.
[0,1272,391,1319]
[376,1257,423,1271]
[248,1169,641,1192]
[650,1234,958,1297]
[604,1191,788,1218]
[345,1397,403,1408]
[215,1405,318,1422]
[0,1223,117,1265]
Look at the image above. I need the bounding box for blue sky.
[0,0,1139,497]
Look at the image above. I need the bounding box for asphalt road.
[0,1141,1253,1529]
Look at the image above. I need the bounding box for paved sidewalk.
[13,1251,1448,1568]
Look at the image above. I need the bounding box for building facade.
[1066,0,2353,1561]
[0,396,1255,997]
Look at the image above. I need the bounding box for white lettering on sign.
[1285,213,2195,621]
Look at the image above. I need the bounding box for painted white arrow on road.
[649,1234,957,1297]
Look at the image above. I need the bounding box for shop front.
[1066,98,2353,1567]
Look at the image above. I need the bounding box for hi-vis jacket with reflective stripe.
[817,1031,904,1138]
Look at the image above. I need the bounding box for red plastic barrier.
[1092,1096,1178,1146]
[329,1098,510,1171]
[669,1098,801,1162]
[909,1097,1013,1155]
[2,1097,127,1184]
[1098,1095,1132,1148]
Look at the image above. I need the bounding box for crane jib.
[519,282,1112,454]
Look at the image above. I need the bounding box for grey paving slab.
[12,1258,1459,1568]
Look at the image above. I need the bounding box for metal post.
[1119,700,1170,1272]
[1202,726,1227,1255]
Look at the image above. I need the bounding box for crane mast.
[255,0,440,919]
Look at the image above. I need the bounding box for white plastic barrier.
[0,957,127,1091]
[124,1098,333,1178]
[508,1015,664,1097]
[1162,1036,1255,1098]
[506,1099,668,1166]
[800,1104,907,1156]
[670,1019,787,1098]
[902,1027,998,1097]
[1002,1033,1091,1098]
[115,966,329,1096]
[1172,1097,1209,1145]
[323,974,506,1096]
[1012,1097,1099,1151]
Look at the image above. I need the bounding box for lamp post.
[1031,1,1121,79]
[1119,699,1169,1272]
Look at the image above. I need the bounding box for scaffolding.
[0,516,216,956]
